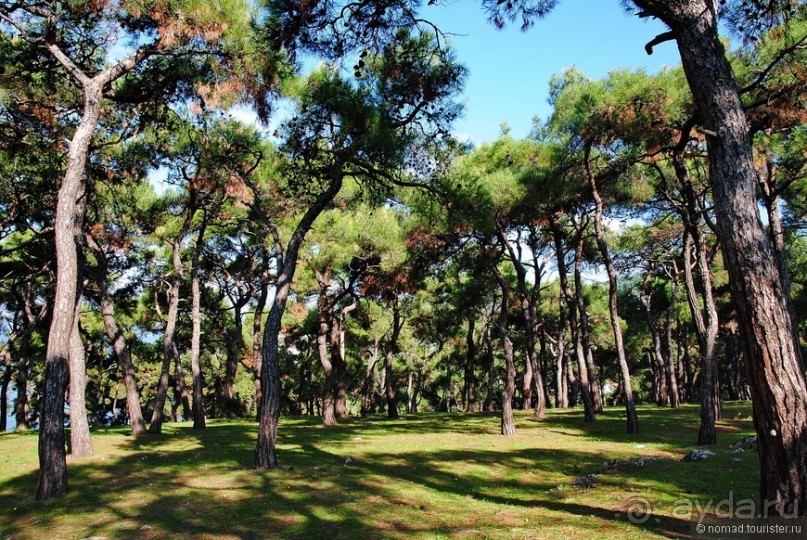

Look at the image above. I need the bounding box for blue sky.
[420,0,683,145]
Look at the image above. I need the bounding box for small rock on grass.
[139,525,153,531]
[682,449,715,462]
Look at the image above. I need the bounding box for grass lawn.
[0,403,759,539]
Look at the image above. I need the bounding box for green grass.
[0,403,759,539]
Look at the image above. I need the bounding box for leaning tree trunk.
[572,232,603,413]
[255,175,342,470]
[635,0,807,514]
[99,291,146,437]
[585,149,639,433]
[499,228,546,418]
[551,216,596,422]
[149,238,184,434]
[89,234,147,438]
[37,82,103,499]
[491,264,516,436]
[316,290,337,426]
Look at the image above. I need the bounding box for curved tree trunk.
[585,149,639,432]
[572,231,603,413]
[316,288,337,426]
[635,0,807,513]
[498,228,546,418]
[550,213,595,422]
[149,238,184,434]
[491,262,516,436]
[88,234,146,437]
[255,175,343,470]
[361,338,380,415]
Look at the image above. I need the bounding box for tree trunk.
[317,289,337,426]
[499,227,546,418]
[551,215,595,422]
[361,338,380,415]
[572,232,603,413]
[333,302,355,419]
[585,150,638,432]
[384,295,402,420]
[491,263,516,436]
[463,317,478,412]
[36,79,104,499]
[635,0,807,513]
[15,336,30,431]
[664,283,681,408]
[256,175,342,470]
[224,306,244,402]
[88,235,146,437]
[0,358,10,432]
[252,279,269,418]
[190,224,206,430]
[150,237,184,434]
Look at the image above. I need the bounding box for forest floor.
[0,403,759,539]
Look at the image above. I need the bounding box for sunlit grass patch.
[0,403,758,539]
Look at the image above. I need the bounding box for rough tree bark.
[571,223,603,413]
[255,175,343,470]
[463,317,478,412]
[498,228,546,418]
[87,234,146,437]
[149,237,184,434]
[634,0,807,514]
[584,148,639,432]
[491,261,517,436]
[383,294,403,420]
[316,277,338,426]
[550,213,596,422]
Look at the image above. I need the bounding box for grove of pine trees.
[1,0,805,517]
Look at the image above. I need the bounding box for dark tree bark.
[571,226,603,413]
[252,278,270,418]
[316,278,338,426]
[150,237,185,434]
[584,148,639,432]
[491,261,516,436]
[550,213,596,422]
[463,317,479,412]
[361,338,381,415]
[37,79,101,498]
[383,294,403,420]
[255,176,343,470]
[634,0,807,514]
[87,234,146,437]
[498,228,546,418]
[0,357,10,432]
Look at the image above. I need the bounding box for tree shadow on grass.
[0,404,758,539]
